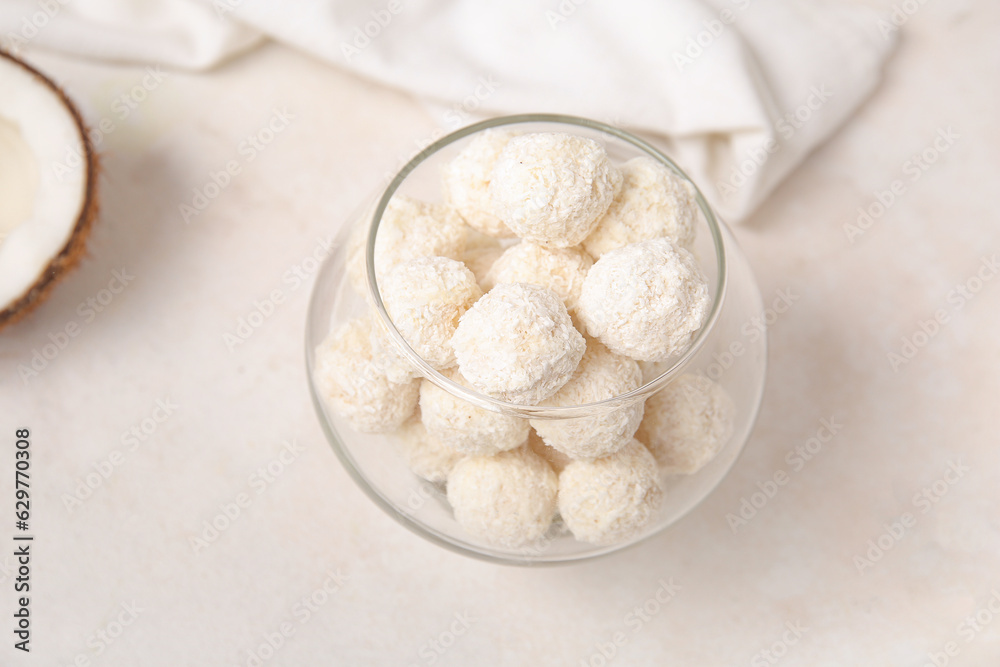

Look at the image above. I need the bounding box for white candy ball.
[489,133,621,248]
[391,415,465,483]
[584,156,698,259]
[313,316,419,433]
[442,128,519,238]
[419,368,530,456]
[451,283,586,405]
[527,429,573,474]
[558,439,662,545]
[531,339,644,460]
[367,320,420,385]
[447,446,558,548]
[483,242,593,314]
[347,194,467,294]
[459,227,506,287]
[577,238,710,362]
[381,256,482,369]
[636,374,734,475]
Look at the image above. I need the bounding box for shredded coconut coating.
[313,316,419,433]
[577,238,710,362]
[459,227,506,287]
[451,283,586,405]
[381,256,483,369]
[489,133,622,248]
[447,446,558,548]
[583,156,699,258]
[365,314,421,384]
[636,374,734,475]
[483,242,593,314]
[419,368,530,456]
[531,339,644,460]
[442,129,520,238]
[391,414,465,483]
[347,194,467,294]
[527,429,573,474]
[558,439,662,545]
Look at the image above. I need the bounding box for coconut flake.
[442,128,520,238]
[483,242,592,314]
[558,439,662,545]
[381,256,482,369]
[451,282,585,404]
[313,316,419,433]
[419,368,529,456]
[346,194,467,295]
[447,445,557,548]
[489,133,621,248]
[583,156,698,258]
[577,238,709,362]
[531,339,644,460]
[636,374,734,475]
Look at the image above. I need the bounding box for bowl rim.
[365,113,728,419]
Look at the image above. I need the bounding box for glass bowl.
[306,114,766,565]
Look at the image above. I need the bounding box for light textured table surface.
[2,2,998,665]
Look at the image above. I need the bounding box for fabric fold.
[0,0,896,221]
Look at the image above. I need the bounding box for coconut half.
[0,50,98,330]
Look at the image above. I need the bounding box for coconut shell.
[0,49,99,331]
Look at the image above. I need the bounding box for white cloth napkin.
[0,0,896,221]
[0,0,261,70]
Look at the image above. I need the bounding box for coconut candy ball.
[636,374,734,475]
[347,194,467,294]
[381,256,482,370]
[459,227,506,287]
[583,156,699,259]
[451,282,586,405]
[419,368,530,457]
[391,414,465,483]
[447,446,558,548]
[483,242,593,314]
[527,429,573,474]
[577,238,710,362]
[462,244,506,289]
[442,128,520,238]
[366,317,420,385]
[489,133,622,248]
[531,339,644,460]
[558,439,662,545]
[313,316,419,433]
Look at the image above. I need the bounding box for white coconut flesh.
[0,116,39,243]
[0,52,92,319]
